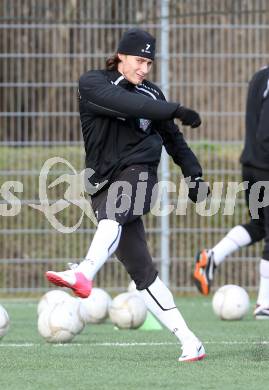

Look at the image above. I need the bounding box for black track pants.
[91,164,158,289]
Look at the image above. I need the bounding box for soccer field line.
[1,340,269,348]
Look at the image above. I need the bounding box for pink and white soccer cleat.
[178,340,206,362]
[45,270,92,298]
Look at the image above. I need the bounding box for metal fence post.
[160,0,170,286]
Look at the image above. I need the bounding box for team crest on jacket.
[139,118,151,132]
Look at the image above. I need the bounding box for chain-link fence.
[1,0,268,294]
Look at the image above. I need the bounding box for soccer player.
[46,28,209,361]
[193,65,269,319]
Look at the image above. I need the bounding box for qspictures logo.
[0,157,269,233]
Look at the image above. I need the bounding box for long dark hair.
[105,53,121,70]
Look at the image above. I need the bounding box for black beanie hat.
[117,28,156,61]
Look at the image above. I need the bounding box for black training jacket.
[240,65,269,170]
[78,69,202,188]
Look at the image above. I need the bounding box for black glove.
[186,176,211,203]
[174,105,201,128]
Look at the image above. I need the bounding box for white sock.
[139,276,197,345]
[212,225,251,266]
[257,259,269,307]
[76,219,122,280]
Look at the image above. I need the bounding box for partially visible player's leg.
[211,166,265,267]
[194,166,265,295]
[116,218,206,362]
[255,202,269,319]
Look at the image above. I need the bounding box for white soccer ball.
[212,284,250,320]
[38,299,84,343]
[79,288,112,324]
[37,290,73,316]
[109,292,147,329]
[0,304,10,339]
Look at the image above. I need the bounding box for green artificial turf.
[0,296,269,390]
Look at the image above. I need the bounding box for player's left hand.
[174,106,202,128]
[186,176,211,203]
